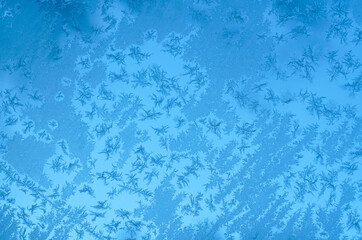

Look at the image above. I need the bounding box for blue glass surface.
[0,0,361,239]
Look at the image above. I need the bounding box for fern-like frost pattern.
[0,0,361,239]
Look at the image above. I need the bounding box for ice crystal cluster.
[0,0,361,239]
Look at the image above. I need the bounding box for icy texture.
[0,0,361,239]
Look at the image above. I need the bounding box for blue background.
[0,0,361,239]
